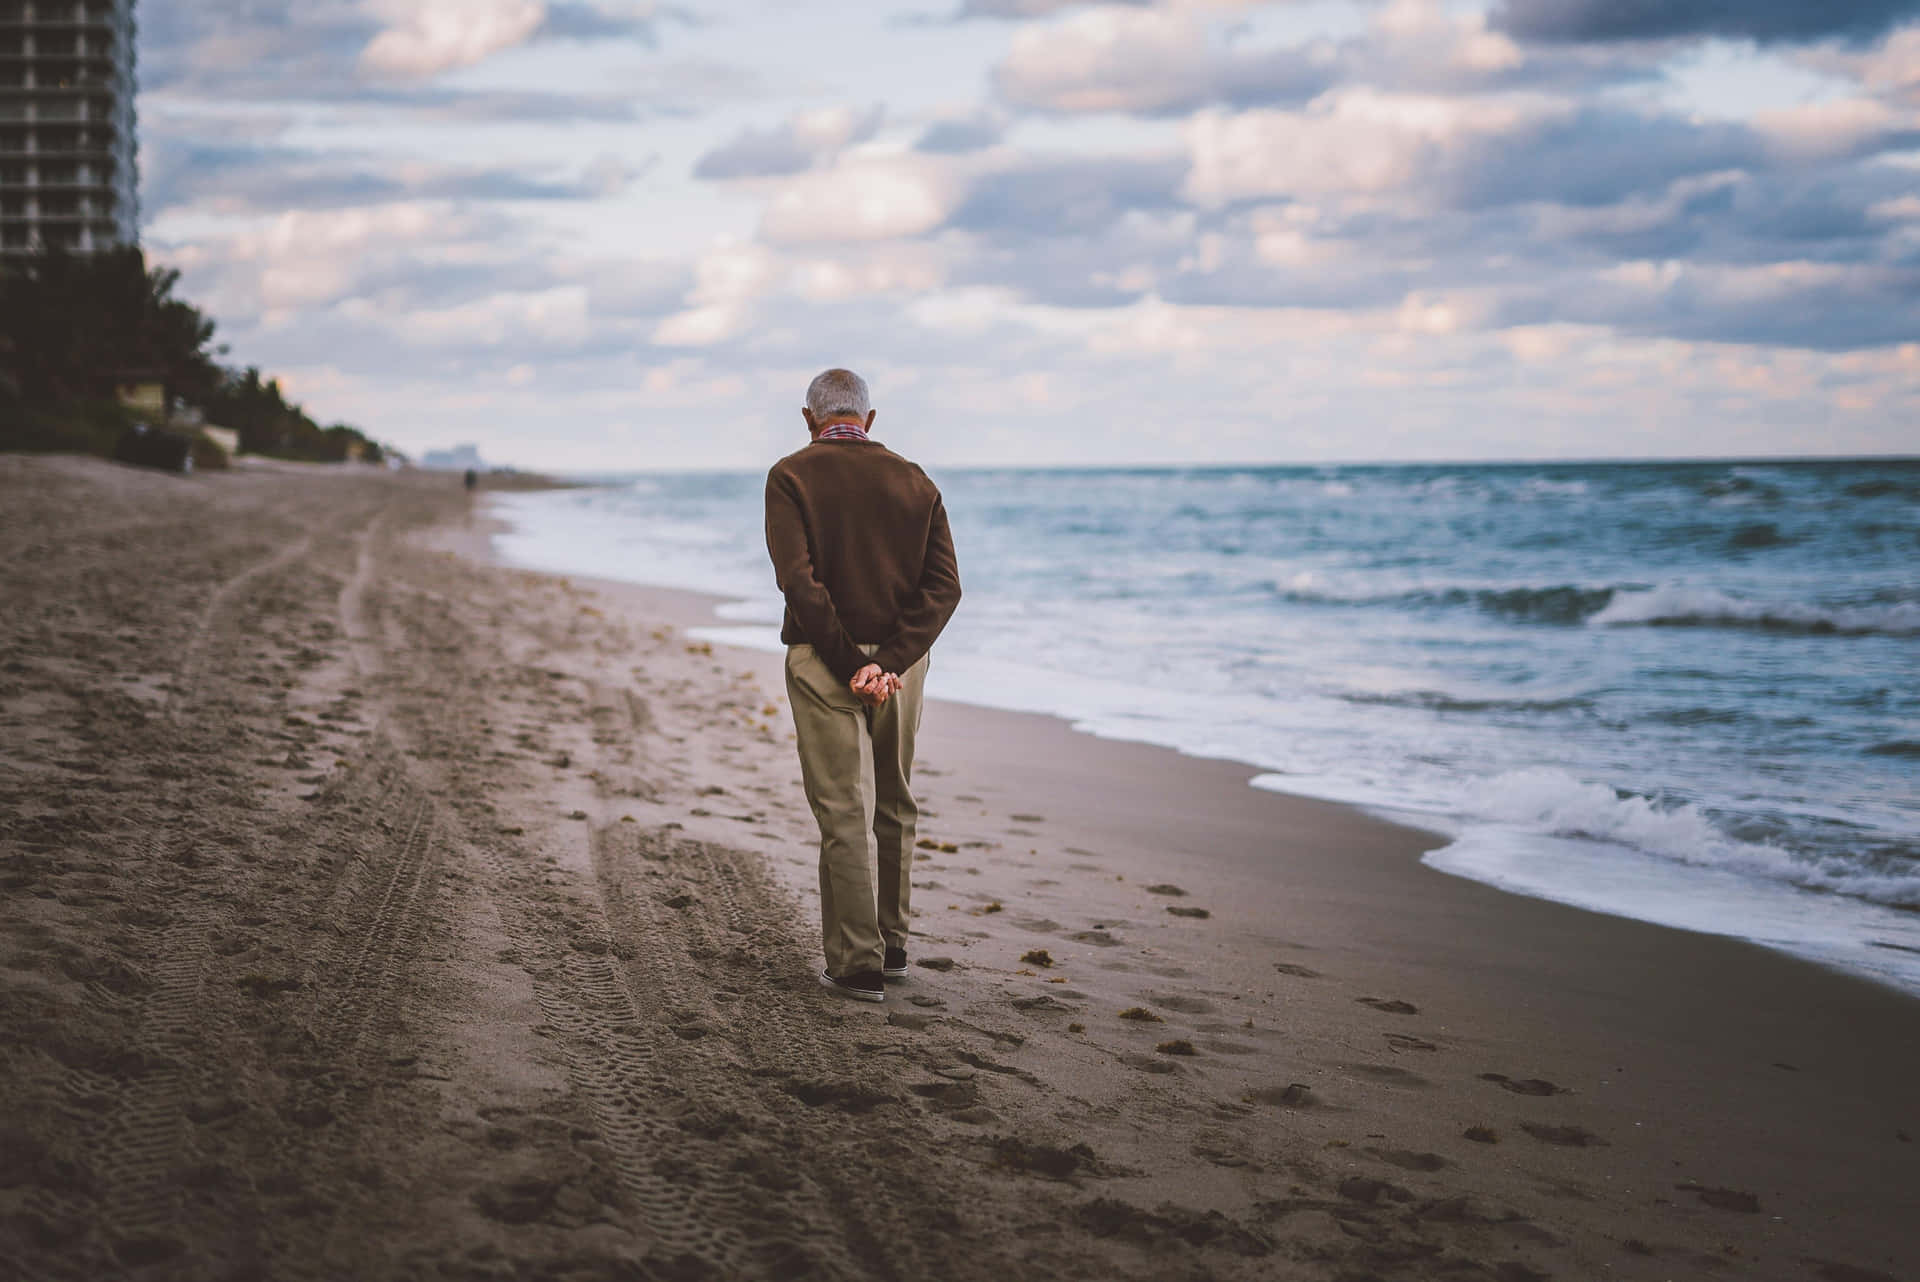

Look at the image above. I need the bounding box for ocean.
[488,458,1920,997]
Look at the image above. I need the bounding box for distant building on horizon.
[0,0,139,260]
[420,444,489,472]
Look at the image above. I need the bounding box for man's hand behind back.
[850,663,902,707]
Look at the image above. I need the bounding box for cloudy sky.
[141,0,1920,469]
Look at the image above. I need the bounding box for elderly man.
[766,369,963,1002]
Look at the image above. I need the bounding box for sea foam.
[491,458,1920,997]
[1590,585,1920,635]
[1464,768,1920,910]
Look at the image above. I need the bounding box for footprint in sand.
[1803,1260,1901,1282]
[1010,994,1074,1013]
[1120,1052,1178,1075]
[1384,1034,1437,1053]
[992,1137,1097,1179]
[1337,1175,1414,1206]
[1365,1147,1449,1172]
[1480,1072,1566,1096]
[783,1080,894,1114]
[1009,813,1045,823]
[1492,1263,1552,1282]
[1674,1183,1760,1212]
[1145,883,1186,896]
[1520,1123,1605,1147]
[1165,906,1211,919]
[1355,996,1419,1015]
[1341,1062,1431,1087]
[1146,994,1215,1015]
[1272,963,1321,978]
[1247,1083,1315,1107]
[909,1080,979,1113]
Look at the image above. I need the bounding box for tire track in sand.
[463,821,851,1276]
[589,818,929,1282]
[76,501,387,1271]
[363,577,806,1273]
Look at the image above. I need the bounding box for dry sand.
[1,456,1915,1282]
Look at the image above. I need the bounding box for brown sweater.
[765,438,962,684]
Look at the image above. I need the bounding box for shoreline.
[477,492,1920,1004]
[3,458,1915,1281]
[457,512,1920,1276]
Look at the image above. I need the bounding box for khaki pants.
[784,643,927,979]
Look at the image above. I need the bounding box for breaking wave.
[1278,581,1920,636]
[1467,769,1920,910]
[1590,586,1920,636]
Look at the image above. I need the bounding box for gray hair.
[806,368,869,420]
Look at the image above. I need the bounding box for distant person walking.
[464,467,478,492]
[767,369,962,1002]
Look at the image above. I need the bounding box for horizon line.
[507,451,1920,481]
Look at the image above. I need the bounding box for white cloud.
[694,104,886,180]
[993,0,1539,119]
[1525,170,1744,240]
[997,8,1210,114]
[993,4,1336,114]
[1751,96,1908,159]
[1802,26,1920,107]
[792,105,884,153]
[361,0,546,79]
[638,358,749,409]
[651,304,746,347]
[760,157,960,244]
[1247,203,1347,267]
[1498,323,1590,364]
[1183,89,1552,205]
[1372,0,1523,75]
[143,0,1920,465]
[651,241,780,347]
[1394,290,1480,335]
[791,245,946,302]
[215,203,456,313]
[1869,194,1920,221]
[343,286,591,348]
[905,287,1034,336]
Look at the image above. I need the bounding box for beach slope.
[0,457,1914,1282]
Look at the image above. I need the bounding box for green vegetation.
[0,246,387,465]
[201,366,386,464]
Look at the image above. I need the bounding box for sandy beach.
[1,456,1915,1282]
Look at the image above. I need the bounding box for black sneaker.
[882,947,908,978]
[819,969,884,1002]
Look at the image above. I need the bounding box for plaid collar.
[816,422,870,442]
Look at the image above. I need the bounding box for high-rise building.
[0,0,138,259]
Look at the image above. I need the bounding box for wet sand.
[1,455,1915,1282]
